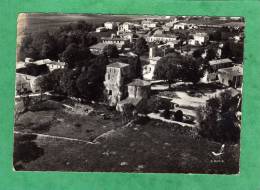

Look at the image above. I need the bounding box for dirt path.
[14,131,99,145]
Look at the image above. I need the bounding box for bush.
[174,110,183,122]
[160,109,171,119]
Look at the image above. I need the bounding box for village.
[14,15,243,173]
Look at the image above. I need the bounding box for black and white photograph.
[14,13,244,174]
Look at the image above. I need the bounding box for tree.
[103,44,119,58]
[59,69,80,97]
[197,90,240,143]
[76,71,90,100]
[154,53,183,88]
[31,31,57,60]
[37,75,53,101]
[209,30,222,41]
[192,48,204,59]
[221,40,243,62]
[48,69,63,93]
[174,110,183,122]
[76,55,109,101]
[60,43,80,69]
[205,48,216,61]
[221,41,232,59]
[18,21,97,62]
[135,56,143,79]
[160,108,171,119]
[87,55,108,83]
[134,37,148,55]
[182,57,204,85]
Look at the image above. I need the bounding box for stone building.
[206,58,234,81]
[127,79,151,99]
[104,62,132,106]
[16,64,49,94]
[218,65,243,88]
[116,79,151,112]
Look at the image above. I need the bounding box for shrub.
[160,109,171,119]
[174,110,183,122]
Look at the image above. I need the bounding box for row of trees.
[18,21,98,68]
[153,53,205,87]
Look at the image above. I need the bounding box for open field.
[17,13,136,44]
[14,100,239,173]
[15,100,123,142]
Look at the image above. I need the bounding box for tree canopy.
[18,20,97,67]
[103,44,119,58]
[153,53,183,88]
[197,90,240,143]
[182,57,205,85]
[134,37,148,55]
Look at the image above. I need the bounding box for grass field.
[15,100,123,142]
[14,100,239,173]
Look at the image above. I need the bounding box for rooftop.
[218,65,243,76]
[152,34,177,38]
[149,56,162,62]
[16,64,49,77]
[89,42,107,50]
[118,97,142,107]
[127,79,151,87]
[33,59,52,65]
[194,32,208,37]
[47,61,66,66]
[107,62,129,68]
[209,58,233,66]
[101,37,129,41]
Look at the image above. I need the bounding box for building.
[141,20,158,29]
[96,27,107,33]
[118,22,134,33]
[46,60,66,71]
[89,42,107,55]
[162,25,172,32]
[104,62,132,106]
[16,64,49,94]
[218,65,243,88]
[143,47,161,80]
[146,34,178,43]
[101,35,130,49]
[127,79,151,99]
[173,22,197,30]
[209,58,233,71]
[205,58,234,82]
[104,22,116,30]
[173,23,188,30]
[165,20,177,27]
[23,58,66,72]
[189,32,209,45]
[116,79,151,112]
[119,32,134,43]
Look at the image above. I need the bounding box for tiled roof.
[218,65,243,76]
[107,62,129,68]
[209,58,233,66]
[89,42,107,49]
[127,79,151,86]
